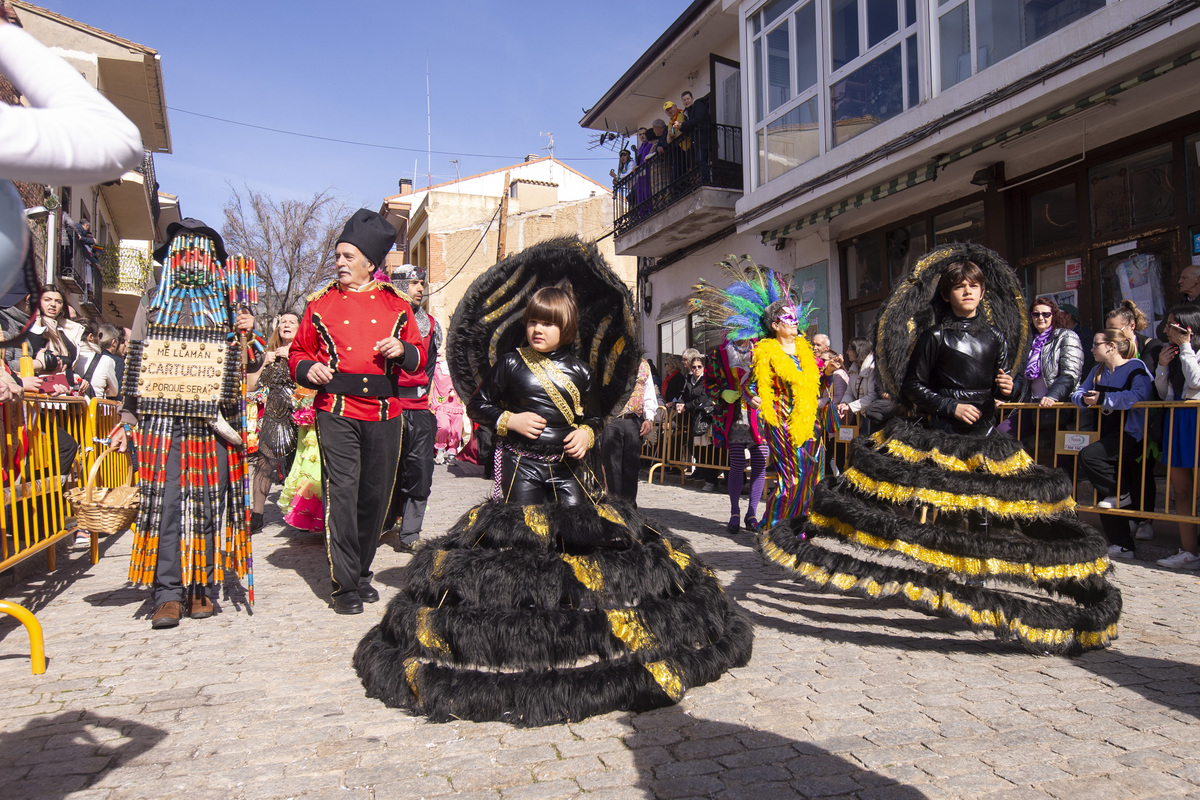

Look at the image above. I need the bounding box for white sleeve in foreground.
[0,24,144,185]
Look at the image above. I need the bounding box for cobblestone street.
[2,463,1199,800]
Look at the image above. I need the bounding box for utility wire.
[167,105,614,162]
[427,200,504,296]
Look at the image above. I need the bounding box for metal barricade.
[0,395,75,675]
[0,395,135,674]
[1001,400,1200,525]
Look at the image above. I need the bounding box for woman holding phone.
[1154,304,1200,569]
[1071,328,1154,559]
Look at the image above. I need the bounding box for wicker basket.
[66,447,139,535]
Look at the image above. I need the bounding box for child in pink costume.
[431,356,465,463]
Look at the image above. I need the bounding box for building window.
[659,316,690,360]
[1089,143,1174,240]
[1028,183,1079,250]
[933,200,984,245]
[937,0,1108,92]
[749,0,920,188]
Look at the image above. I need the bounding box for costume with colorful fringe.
[353,237,752,726]
[123,231,260,606]
[757,243,1122,655]
[693,259,822,528]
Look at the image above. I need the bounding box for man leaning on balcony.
[679,90,710,180]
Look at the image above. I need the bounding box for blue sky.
[33,1,683,227]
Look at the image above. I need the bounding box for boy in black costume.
[903,259,1015,435]
[468,287,601,506]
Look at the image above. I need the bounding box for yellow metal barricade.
[0,394,75,675]
[1001,400,1200,526]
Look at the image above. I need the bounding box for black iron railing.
[612,122,743,236]
[136,151,160,223]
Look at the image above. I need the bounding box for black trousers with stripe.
[315,411,402,600]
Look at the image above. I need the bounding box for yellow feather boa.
[752,337,820,445]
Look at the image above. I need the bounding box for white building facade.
[584,0,1200,360]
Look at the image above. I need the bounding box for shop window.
[842,233,883,300]
[933,200,984,245]
[1089,144,1174,239]
[1186,133,1200,214]
[1025,257,1082,323]
[887,221,927,285]
[850,304,879,340]
[1098,244,1170,335]
[1029,183,1079,249]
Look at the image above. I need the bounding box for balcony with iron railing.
[134,150,161,224]
[612,122,743,259]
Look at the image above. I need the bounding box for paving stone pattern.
[2,463,1199,799]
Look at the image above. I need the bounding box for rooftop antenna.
[539,131,554,160]
[426,56,432,188]
[450,159,460,189]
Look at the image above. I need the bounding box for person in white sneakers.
[1071,328,1153,560]
[1155,304,1200,570]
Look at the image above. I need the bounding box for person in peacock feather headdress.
[693,258,823,529]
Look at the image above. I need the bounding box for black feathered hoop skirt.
[354,498,753,726]
[758,419,1121,655]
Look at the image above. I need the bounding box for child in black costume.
[468,287,601,506]
[354,238,751,725]
[758,243,1122,655]
[903,259,1015,434]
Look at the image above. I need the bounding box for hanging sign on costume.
[137,339,227,397]
[125,332,239,418]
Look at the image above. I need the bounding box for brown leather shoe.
[189,594,214,620]
[151,601,183,629]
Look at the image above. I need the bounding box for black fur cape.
[873,242,1030,411]
[447,236,641,424]
[355,498,753,726]
[759,419,1122,656]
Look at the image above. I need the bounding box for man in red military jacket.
[290,209,425,614]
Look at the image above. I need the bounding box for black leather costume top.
[903,314,1013,435]
[468,347,602,455]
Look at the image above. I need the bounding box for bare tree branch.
[222,184,350,321]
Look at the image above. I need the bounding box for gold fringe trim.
[872,432,1034,476]
[752,337,820,446]
[416,608,450,656]
[644,660,684,701]
[431,550,448,581]
[809,511,1110,580]
[843,468,1076,518]
[561,553,603,592]
[466,508,479,530]
[607,609,655,652]
[589,316,612,370]
[776,554,1117,650]
[481,265,528,323]
[602,336,625,387]
[404,658,420,703]
[524,506,551,539]
[597,504,625,527]
[661,539,691,571]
